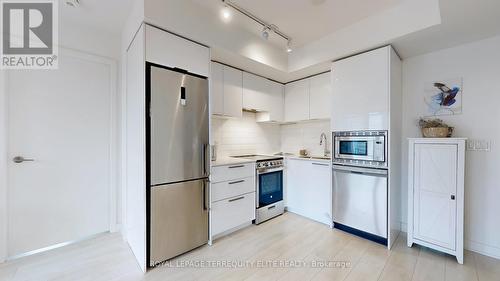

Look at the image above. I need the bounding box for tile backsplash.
[211,112,281,158]
[211,111,331,158]
[280,121,331,156]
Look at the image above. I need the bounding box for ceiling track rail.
[222,0,291,42]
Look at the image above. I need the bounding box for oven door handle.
[332,165,388,177]
[257,167,284,174]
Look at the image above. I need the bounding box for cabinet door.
[145,25,209,77]
[331,46,390,131]
[242,72,268,111]
[309,72,331,120]
[267,80,284,122]
[284,79,309,122]
[308,162,332,225]
[286,159,331,225]
[210,62,224,115]
[285,159,308,212]
[413,143,457,250]
[223,66,243,118]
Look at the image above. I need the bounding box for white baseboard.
[399,221,500,260]
[466,239,500,260]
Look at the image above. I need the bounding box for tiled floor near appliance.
[1,213,498,281]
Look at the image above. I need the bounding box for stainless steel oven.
[255,158,284,224]
[332,164,388,245]
[333,131,387,168]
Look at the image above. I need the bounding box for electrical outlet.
[466,139,491,151]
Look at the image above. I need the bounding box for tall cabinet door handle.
[451,195,456,200]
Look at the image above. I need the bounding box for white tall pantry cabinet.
[407,138,466,264]
[331,45,402,249]
[124,23,210,272]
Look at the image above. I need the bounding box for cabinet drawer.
[211,192,255,236]
[211,163,255,183]
[211,177,254,202]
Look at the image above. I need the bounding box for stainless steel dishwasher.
[332,164,388,245]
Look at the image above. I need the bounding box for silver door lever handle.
[13,156,35,163]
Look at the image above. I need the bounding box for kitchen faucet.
[320,132,330,157]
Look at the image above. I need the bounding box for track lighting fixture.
[221,0,292,53]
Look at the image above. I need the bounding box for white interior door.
[413,143,457,250]
[7,49,115,257]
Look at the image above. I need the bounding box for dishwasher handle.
[332,164,388,177]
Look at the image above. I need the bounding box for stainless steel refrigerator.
[147,63,209,266]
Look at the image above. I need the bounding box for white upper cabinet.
[309,72,332,120]
[242,72,268,111]
[284,73,332,123]
[223,66,243,118]
[243,73,284,123]
[210,62,224,115]
[284,79,310,122]
[145,25,209,77]
[210,62,243,118]
[331,46,391,131]
[265,80,284,122]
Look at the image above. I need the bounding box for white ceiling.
[393,0,500,58]
[58,0,500,83]
[194,0,402,49]
[59,0,135,34]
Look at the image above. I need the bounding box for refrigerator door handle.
[202,179,209,211]
[203,143,210,177]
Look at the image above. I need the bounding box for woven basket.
[421,127,453,138]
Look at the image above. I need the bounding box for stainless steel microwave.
[333,131,387,167]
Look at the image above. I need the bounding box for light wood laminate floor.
[1,212,499,281]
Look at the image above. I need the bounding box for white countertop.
[211,157,256,167]
[286,155,331,163]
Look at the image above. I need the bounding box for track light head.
[286,40,293,53]
[262,26,270,40]
[221,6,231,21]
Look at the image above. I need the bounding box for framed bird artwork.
[424,77,463,116]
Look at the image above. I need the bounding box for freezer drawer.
[150,179,208,265]
[332,165,387,238]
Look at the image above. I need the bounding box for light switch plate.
[466,139,490,151]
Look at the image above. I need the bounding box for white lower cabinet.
[407,138,466,264]
[210,163,256,238]
[286,158,332,226]
[211,192,255,236]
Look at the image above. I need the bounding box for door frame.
[0,47,119,262]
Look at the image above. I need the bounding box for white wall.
[211,112,281,158]
[402,35,500,259]
[281,121,331,157]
